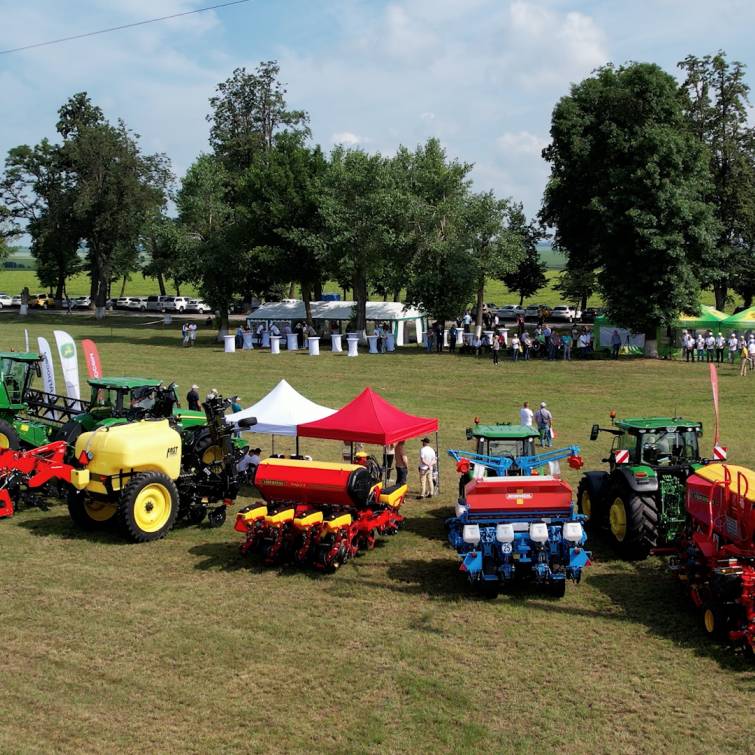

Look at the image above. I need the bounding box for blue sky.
[2,0,755,218]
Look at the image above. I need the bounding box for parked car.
[32,293,54,309]
[0,293,13,309]
[496,304,525,320]
[114,297,131,309]
[11,295,22,307]
[145,295,169,312]
[163,296,192,313]
[580,307,603,323]
[129,296,148,311]
[72,296,91,309]
[524,304,551,321]
[187,299,212,314]
[484,302,498,311]
[550,305,581,322]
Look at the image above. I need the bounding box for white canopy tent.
[226,379,336,436]
[246,300,428,345]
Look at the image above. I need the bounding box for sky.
[2,0,755,219]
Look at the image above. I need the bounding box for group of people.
[382,438,438,499]
[681,329,755,375]
[520,400,555,448]
[180,321,199,347]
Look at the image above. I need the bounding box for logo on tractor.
[506,489,533,504]
[166,446,178,458]
[60,343,75,359]
[614,449,630,464]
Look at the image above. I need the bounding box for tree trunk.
[743,290,753,309]
[519,293,524,306]
[55,275,65,303]
[157,272,166,297]
[288,281,296,298]
[216,305,229,341]
[313,279,323,302]
[119,276,128,297]
[580,293,588,312]
[475,275,485,338]
[714,283,728,311]
[393,288,400,303]
[353,272,367,333]
[301,282,313,326]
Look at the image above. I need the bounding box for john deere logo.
[60,343,75,358]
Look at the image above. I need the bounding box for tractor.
[578,414,706,559]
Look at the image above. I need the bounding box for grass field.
[0,314,753,753]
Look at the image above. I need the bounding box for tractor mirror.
[35,363,42,378]
[237,417,257,429]
[465,428,473,440]
[590,424,600,441]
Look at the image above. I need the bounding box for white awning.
[246,300,427,322]
[227,379,336,436]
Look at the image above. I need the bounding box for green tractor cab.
[465,422,540,474]
[579,414,705,559]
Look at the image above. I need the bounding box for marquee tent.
[675,305,729,330]
[227,379,336,436]
[297,387,438,445]
[723,306,755,328]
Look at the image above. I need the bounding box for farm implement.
[665,463,755,654]
[448,473,590,598]
[235,458,407,571]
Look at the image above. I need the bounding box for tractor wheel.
[52,420,83,458]
[548,579,566,598]
[67,489,117,530]
[607,489,650,560]
[702,604,730,640]
[187,504,208,525]
[0,419,20,450]
[118,472,179,542]
[189,429,224,473]
[207,506,227,528]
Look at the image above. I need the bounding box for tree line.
[2,53,754,335]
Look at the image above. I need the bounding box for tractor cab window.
[129,387,156,414]
[640,430,699,466]
[484,438,532,458]
[90,387,123,415]
[0,358,30,403]
[613,432,639,464]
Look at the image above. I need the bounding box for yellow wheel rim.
[580,489,592,517]
[133,483,172,533]
[609,497,627,542]
[0,433,9,449]
[84,500,116,523]
[201,445,223,465]
[704,608,715,634]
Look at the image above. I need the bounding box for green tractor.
[465,422,540,468]
[577,415,706,559]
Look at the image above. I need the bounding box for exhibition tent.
[722,306,755,328]
[227,379,336,436]
[297,387,438,445]
[675,305,729,330]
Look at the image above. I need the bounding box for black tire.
[207,506,226,528]
[548,579,566,598]
[702,604,730,640]
[0,419,20,451]
[52,420,83,459]
[607,487,651,559]
[118,471,179,542]
[187,504,207,525]
[67,489,117,530]
[576,476,605,522]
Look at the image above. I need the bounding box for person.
[434,321,443,353]
[186,384,200,411]
[394,440,408,486]
[235,325,244,349]
[418,437,437,498]
[516,314,525,337]
[491,332,501,365]
[510,333,520,362]
[534,402,553,448]
[462,311,472,332]
[521,331,531,360]
[550,330,561,360]
[696,332,705,362]
[611,329,621,359]
[242,325,254,350]
[449,324,458,353]
[383,443,395,481]
[685,331,696,362]
[715,332,725,364]
[740,342,750,376]
[182,322,190,347]
[230,396,243,414]
[705,331,715,363]
[425,328,434,353]
[749,337,755,371]
[472,333,482,358]
[295,321,304,349]
[728,332,739,364]
[188,321,197,346]
[270,322,280,337]
[680,329,689,361]
[577,331,590,358]
[238,446,261,482]
[519,401,534,427]
[562,331,572,360]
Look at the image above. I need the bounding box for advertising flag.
[81,339,102,379]
[709,363,720,446]
[37,337,57,396]
[53,330,81,401]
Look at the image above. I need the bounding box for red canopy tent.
[297,387,438,445]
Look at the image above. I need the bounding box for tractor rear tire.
[548,579,566,598]
[118,472,179,542]
[67,489,117,530]
[607,488,651,560]
[702,604,730,640]
[0,419,20,450]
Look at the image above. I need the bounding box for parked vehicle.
[72,296,91,309]
[0,294,13,309]
[497,304,525,320]
[550,305,580,321]
[10,296,22,307]
[163,296,192,313]
[187,299,212,314]
[126,296,148,311]
[145,295,169,312]
[524,304,551,321]
[32,293,54,309]
[581,308,603,323]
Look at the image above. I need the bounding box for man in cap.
[715,332,725,364]
[534,402,553,448]
[418,437,437,498]
[728,332,739,364]
[704,331,715,363]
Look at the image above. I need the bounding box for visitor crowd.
[680,329,755,376]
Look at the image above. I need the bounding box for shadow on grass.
[15,514,128,545]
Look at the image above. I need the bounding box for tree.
[541,63,718,334]
[679,52,755,310]
[141,212,195,296]
[553,261,596,313]
[501,206,546,306]
[208,61,309,172]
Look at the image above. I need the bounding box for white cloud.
[331,131,367,146]
[497,131,548,157]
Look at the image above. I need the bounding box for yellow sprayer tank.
[75,419,182,495]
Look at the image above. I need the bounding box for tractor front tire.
[607,488,652,560]
[118,472,179,542]
[548,579,566,598]
[0,419,20,450]
[67,489,117,530]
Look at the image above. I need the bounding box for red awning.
[297,387,439,445]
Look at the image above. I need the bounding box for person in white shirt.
[728,333,739,364]
[748,338,755,369]
[270,323,280,336]
[714,332,725,363]
[704,332,715,363]
[685,333,696,362]
[238,447,262,481]
[418,437,437,498]
[519,401,534,427]
[696,333,705,361]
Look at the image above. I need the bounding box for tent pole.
[350,441,354,463]
[435,431,440,494]
[296,435,300,457]
[272,434,275,456]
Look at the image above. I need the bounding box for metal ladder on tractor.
[23,388,89,425]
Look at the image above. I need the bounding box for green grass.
[0,314,753,753]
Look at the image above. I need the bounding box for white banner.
[53,330,80,401]
[37,337,57,395]
[24,328,29,352]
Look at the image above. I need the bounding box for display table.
[346,337,359,357]
[308,337,320,356]
[385,333,395,352]
[286,333,298,350]
[262,331,270,348]
[270,335,281,354]
[223,334,236,353]
[242,331,254,350]
[367,334,379,354]
[331,333,343,352]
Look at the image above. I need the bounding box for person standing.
[705,331,715,363]
[394,440,408,486]
[562,331,572,360]
[491,333,501,365]
[728,332,739,364]
[510,333,521,362]
[519,401,534,427]
[680,329,689,361]
[748,337,755,371]
[418,437,437,498]
[715,332,725,364]
[189,321,197,346]
[463,310,472,332]
[187,384,201,411]
[434,321,444,353]
[685,331,696,362]
[182,322,190,347]
[611,329,621,359]
[449,325,458,353]
[740,342,751,376]
[521,331,531,360]
[534,402,553,448]
[383,443,395,481]
[696,332,705,362]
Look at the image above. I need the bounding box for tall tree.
[541,63,718,335]
[679,52,755,310]
[501,206,546,306]
[141,212,194,296]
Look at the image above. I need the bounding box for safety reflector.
[614,449,630,464]
[713,445,727,460]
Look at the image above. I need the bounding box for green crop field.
[0,314,753,753]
